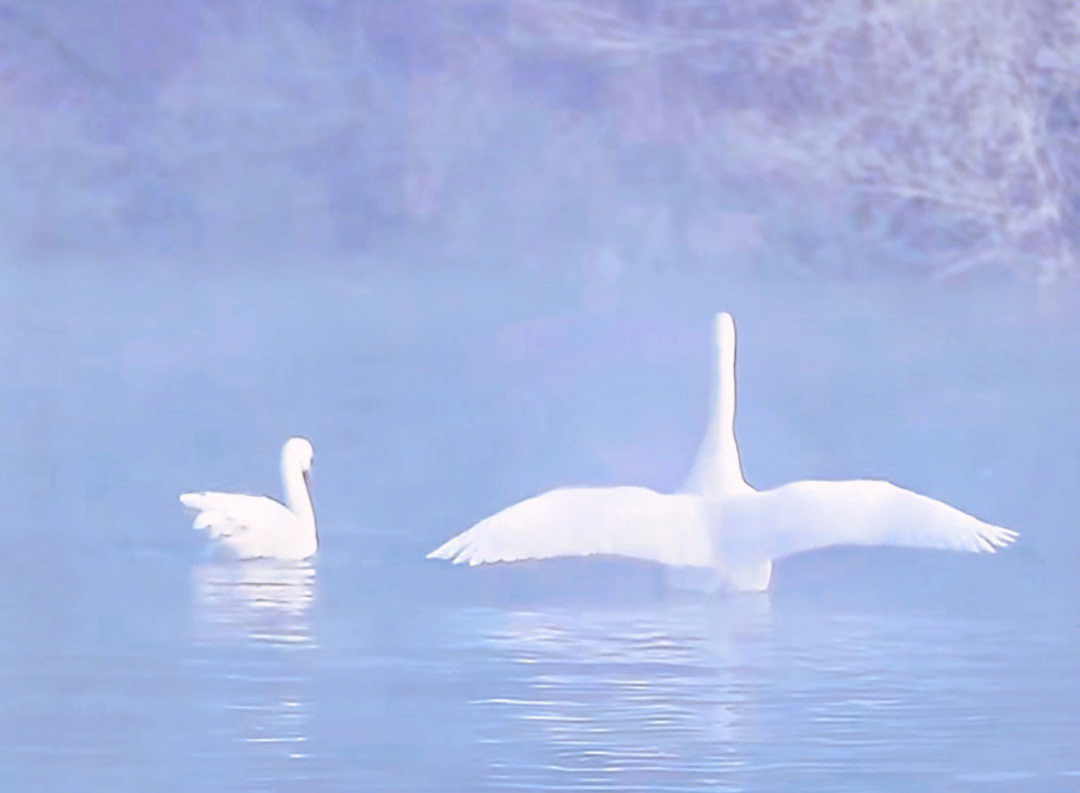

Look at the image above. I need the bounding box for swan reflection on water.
[190,560,317,769]
[192,559,316,638]
[457,595,772,784]
[448,589,1046,790]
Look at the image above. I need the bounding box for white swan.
[181,437,317,560]
[428,314,1017,591]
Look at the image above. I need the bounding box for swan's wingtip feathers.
[427,534,469,564]
[974,525,1018,553]
[426,544,455,562]
[454,544,487,565]
[428,525,505,566]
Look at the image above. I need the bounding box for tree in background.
[2,0,1079,282]
[511,0,1080,280]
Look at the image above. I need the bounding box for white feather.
[428,487,711,568]
[725,479,1018,559]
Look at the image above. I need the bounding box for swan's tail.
[683,312,751,496]
[180,492,240,539]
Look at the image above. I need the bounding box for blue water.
[2,261,1079,790]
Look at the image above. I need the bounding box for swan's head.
[716,312,736,349]
[283,437,314,473]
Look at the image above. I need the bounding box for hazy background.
[2,2,1079,790]
[4,0,1080,281]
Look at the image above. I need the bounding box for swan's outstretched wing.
[180,492,295,555]
[428,486,713,567]
[729,480,1017,560]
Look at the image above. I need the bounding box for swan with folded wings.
[181,437,317,560]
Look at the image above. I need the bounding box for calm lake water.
[2,261,1078,790]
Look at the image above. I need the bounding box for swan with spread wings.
[429,314,1015,592]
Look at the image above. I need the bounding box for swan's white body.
[428,314,1016,591]
[181,437,317,560]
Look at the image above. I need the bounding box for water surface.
[2,262,1078,790]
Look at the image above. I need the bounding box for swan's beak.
[302,467,312,493]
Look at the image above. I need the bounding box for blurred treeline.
[2,0,1079,281]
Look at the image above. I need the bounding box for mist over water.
[2,261,1078,790]
[5,1,1080,788]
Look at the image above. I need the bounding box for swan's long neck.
[685,312,750,496]
[282,455,316,538]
